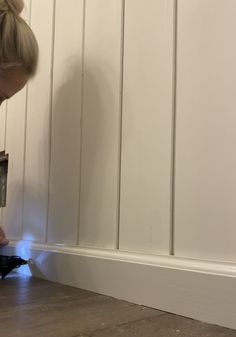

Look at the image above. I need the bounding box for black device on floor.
[0,255,28,279]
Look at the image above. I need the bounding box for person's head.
[0,0,38,105]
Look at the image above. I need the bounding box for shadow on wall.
[4,61,115,286]
[77,63,117,247]
[48,57,116,246]
[2,60,116,288]
[5,58,115,249]
[24,58,84,244]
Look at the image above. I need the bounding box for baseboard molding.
[2,241,236,330]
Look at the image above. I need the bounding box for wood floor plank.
[89,314,236,337]
[0,274,163,337]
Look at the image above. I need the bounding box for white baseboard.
[2,241,236,330]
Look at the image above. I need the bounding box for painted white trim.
[2,241,236,330]
[5,240,236,277]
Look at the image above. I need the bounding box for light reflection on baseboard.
[15,236,33,260]
[15,237,50,278]
[15,238,34,276]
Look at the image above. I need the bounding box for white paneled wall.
[3,85,27,239]
[78,0,123,248]
[48,0,84,244]
[174,0,236,261]
[23,0,54,242]
[119,0,174,254]
[1,0,236,264]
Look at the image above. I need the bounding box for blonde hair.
[0,0,38,77]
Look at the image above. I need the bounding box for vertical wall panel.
[2,0,31,239]
[47,0,83,244]
[119,0,174,254]
[175,0,236,261]
[22,0,54,242]
[78,0,123,248]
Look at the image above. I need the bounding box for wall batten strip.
[116,0,126,250]
[77,0,86,246]
[170,0,178,256]
[46,0,57,243]
[21,0,32,240]
[21,85,29,240]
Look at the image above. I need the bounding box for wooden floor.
[0,274,236,337]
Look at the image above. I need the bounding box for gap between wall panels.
[170,0,178,256]
[116,0,126,250]
[45,0,57,244]
[21,0,32,241]
[77,0,87,246]
[21,85,29,240]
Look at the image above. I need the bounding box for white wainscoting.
[1,0,236,330]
